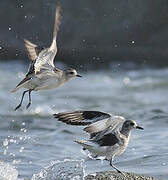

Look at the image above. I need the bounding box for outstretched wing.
[33,6,61,74]
[54,111,111,126]
[54,111,126,140]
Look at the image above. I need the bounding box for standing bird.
[11,6,82,110]
[53,111,143,174]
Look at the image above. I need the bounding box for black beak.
[76,74,82,77]
[136,126,144,130]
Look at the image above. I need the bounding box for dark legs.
[109,156,124,175]
[15,90,32,110]
[26,90,32,109]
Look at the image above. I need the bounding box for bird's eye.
[69,72,74,74]
[130,122,134,126]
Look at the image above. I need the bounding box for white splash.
[0,161,18,180]
[3,139,8,147]
[31,159,85,180]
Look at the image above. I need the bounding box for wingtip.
[56,5,61,12]
[23,38,28,43]
[53,113,58,118]
[53,5,61,38]
[23,39,37,47]
[23,38,31,45]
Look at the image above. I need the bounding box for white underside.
[23,75,66,91]
[75,140,128,160]
[12,72,70,92]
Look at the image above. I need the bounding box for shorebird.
[11,6,82,110]
[53,111,143,174]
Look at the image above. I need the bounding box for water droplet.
[3,149,7,155]
[3,139,8,147]
[22,122,25,126]
[19,146,24,152]
[123,77,131,85]
[162,162,166,166]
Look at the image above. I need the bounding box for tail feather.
[11,85,22,93]
[11,87,18,93]
[11,77,31,93]
[74,140,93,150]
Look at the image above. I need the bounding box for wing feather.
[49,6,61,51]
[87,116,126,136]
[34,6,61,74]
[54,111,125,140]
[83,118,112,134]
[54,111,111,126]
[24,39,38,61]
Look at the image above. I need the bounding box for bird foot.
[117,170,125,177]
[15,104,21,111]
[26,102,31,109]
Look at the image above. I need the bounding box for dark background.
[1,0,168,68]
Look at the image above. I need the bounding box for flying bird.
[11,6,82,110]
[54,110,143,174]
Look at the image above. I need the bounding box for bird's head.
[122,120,143,131]
[64,68,82,79]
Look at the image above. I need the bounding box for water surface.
[0,61,168,179]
